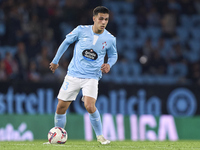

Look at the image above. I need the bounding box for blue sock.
[54,113,66,129]
[89,109,102,136]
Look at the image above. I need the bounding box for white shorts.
[57,75,98,101]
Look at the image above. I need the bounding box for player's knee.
[85,104,95,113]
[57,104,65,110]
[56,102,67,112]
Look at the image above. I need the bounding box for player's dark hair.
[93,6,109,16]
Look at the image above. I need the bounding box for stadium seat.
[103,1,133,14]
[142,75,157,84]
[114,15,137,26]
[129,63,142,76]
[190,28,200,40]
[147,27,162,40]
[116,38,136,54]
[134,37,146,48]
[184,51,200,63]
[191,15,200,27]
[59,23,73,38]
[0,22,5,36]
[120,2,133,14]
[0,46,17,58]
[188,39,200,52]
[123,50,137,62]
[180,15,192,28]
[104,1,121,14]
[137,27,148,41]
[167,63,188,77]
[117,27,135,39]
[176,27,189,42]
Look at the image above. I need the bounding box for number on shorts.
[61,81,69,90]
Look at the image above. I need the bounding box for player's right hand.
[49,62,59,73]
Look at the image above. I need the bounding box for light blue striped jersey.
[52,25,118,80]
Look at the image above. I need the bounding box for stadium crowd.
[0,0,200,85]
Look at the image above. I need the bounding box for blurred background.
[0,0,200,141]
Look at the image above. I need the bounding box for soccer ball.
[48,127,68,144]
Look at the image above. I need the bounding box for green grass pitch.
[1,140,200,150]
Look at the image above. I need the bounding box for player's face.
[93,13,109,34]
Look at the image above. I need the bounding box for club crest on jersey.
[102,42,107,49]
[82,49,98,61]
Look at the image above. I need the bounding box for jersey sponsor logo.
[82,49,98,61]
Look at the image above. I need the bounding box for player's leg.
[54,99,72,128]
[44,76,80,145]
[84,96,110,144]
[55,75,80,129]
[44,100,71,144]
[82,78,110,144]
[84,96,101,134]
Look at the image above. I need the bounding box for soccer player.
[49,6,117,144]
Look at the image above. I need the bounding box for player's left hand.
[101,63,110,73]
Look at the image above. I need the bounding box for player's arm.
[101,38,118,73]
[50,26,80,73]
